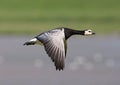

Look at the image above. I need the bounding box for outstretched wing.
[37,29,67,70]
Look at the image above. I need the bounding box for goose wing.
[37,29,66,70]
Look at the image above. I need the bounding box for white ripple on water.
[93,53,103,63]
[68,56,87,71]
[68,52,120,71]
[105,59,115,68]
[34,59,43,68]
[83,62,94,71]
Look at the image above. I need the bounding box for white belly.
[36,40,43,45]
[30,38,43,46]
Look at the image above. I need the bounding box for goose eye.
[88,30,91,32]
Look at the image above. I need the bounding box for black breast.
[64,28,84,40]
[64,28,74,40]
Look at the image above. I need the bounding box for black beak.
[92,32,96,35]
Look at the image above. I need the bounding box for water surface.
[0,35,120,85]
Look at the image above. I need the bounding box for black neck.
[64,28,84,39]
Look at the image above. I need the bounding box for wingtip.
[56,66,64,71]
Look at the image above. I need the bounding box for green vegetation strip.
[0,0,120,34]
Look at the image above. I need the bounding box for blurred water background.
[0,35,120,85]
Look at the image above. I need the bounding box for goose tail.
[23,38,37,45]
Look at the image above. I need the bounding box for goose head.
[84,29,95,36]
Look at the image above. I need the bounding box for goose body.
[24,27,95,70]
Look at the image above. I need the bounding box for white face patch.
[84,29,93,35]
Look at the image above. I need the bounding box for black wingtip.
[56,68,63,71]
[55,66,64,71]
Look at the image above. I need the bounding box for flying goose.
[24,27,95,70]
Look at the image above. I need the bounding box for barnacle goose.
[24,27,95,70]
